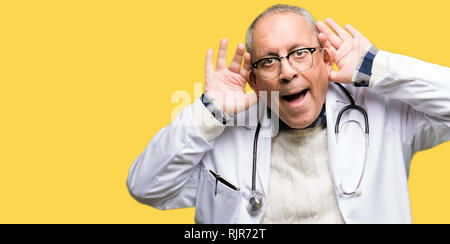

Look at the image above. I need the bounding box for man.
[127,4,450,223]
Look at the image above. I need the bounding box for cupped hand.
[204,39,258,116]
[316,18,373,83]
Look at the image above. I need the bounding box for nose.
[279,58,297,82]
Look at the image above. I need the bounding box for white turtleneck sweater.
[192,98,344,224]
[260,122,345,224]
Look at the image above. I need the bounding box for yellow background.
[0,0,449,224]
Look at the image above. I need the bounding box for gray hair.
[245,4,319,55]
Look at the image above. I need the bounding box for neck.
[279,104,327,130]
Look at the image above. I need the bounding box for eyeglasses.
[251,47,321,80]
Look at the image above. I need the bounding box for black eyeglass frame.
[250,47,320,70]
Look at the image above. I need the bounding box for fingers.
[318,33,332,50]
[228,43,245,73]
[242,52,251,72]
[324,18,352,40]
[216,38,228,70]
[316,20,343,49]
[319,33,336,53]
[205,48,214,74]
[240,52,252,79]
[319,33,336,62]
[343,24,362,38]
[208,39,251,77]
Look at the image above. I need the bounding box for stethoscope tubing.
[252,122,262,192]
[249,83,370,212]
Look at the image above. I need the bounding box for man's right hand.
[204,39,258,116]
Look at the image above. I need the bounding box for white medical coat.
[127,51,450,224]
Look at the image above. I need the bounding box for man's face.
[249,12,332,129]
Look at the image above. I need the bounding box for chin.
[281,112,315,129]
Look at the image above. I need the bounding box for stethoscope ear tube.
[335,104,369,135]
[334,82,369,135]
[334,83,370,198]
[248,122,264,213]
[252,122,262,191]
[338,139,369,198]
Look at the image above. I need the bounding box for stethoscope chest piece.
[247,191,264,214]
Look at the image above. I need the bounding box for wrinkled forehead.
[252,12,318,59]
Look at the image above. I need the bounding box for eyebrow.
[259,43,307,58]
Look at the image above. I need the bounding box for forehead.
[252,12,317,58]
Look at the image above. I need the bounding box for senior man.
[127,4,450,223]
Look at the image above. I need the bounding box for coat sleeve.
[126,98,226,210]
[369,51,450,153]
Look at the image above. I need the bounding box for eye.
[292,50,308,58]
[260,58,276,68]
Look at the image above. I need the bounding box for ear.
[248,70,259,97]
[322,47,334,76]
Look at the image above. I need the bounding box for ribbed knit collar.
[278,104,327,131]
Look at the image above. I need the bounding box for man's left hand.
[316,18,373,84]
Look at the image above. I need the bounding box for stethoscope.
[247,82,370,214]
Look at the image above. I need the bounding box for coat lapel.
[326,83,344,194]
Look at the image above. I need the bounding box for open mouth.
[281,89,309,103]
